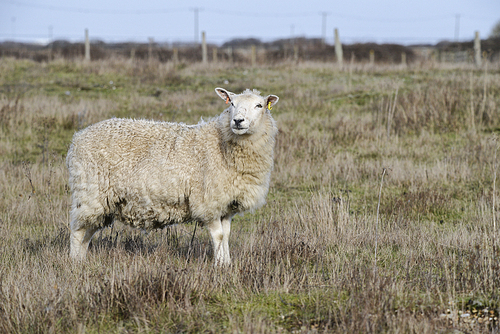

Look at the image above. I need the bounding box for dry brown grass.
[0,57,499,333]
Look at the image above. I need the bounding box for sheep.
[66,87,279,265]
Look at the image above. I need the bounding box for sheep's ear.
[215,88,235,104]
[265,95,279,109]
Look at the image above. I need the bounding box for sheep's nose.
[233,118,244,126]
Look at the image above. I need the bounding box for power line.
[2,0,186,14]
[3,0,491,23]
[330,13,453,23]
[203,8,317,18]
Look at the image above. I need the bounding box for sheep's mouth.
[231,126,249,135]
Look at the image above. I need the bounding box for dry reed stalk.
[469,71,476,133]
[386,87,399,139]
[348,52,354,91]
[374,167,389,276]
[480,60,488,120]
[493,137,498,247]
[21,161,35,196]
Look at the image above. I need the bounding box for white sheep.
[66,88,279,265]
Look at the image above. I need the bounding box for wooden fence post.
[334,28,343,66]
[474,31,481,67]
[202,31,207,64]
[401,52,406,66]
[212,48,217,63]
[227,47,233,63]
[48,44,53,62]
[148,37,154,62]
[251,45,256,67]
[349,52,354,90]
[173,48,179,64]
[84,29,90,61]
[369,49,375,66]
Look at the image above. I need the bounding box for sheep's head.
[216,88,279,135]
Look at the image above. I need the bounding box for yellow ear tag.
[267,101,272,110]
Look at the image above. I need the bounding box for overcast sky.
[0,0,499,46]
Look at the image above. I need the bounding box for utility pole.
[320,12,330,45]
[84,29,90,62]
[11,17,16,39]
[48,25,53,41]
[454,14,460,41]
[190,7,203,44]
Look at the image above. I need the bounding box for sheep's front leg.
[70,225,99,260]
[207,215,233,266]
[221,214,233,264]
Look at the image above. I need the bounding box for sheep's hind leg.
[70,225,99,260]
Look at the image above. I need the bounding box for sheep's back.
[67,118,224,227]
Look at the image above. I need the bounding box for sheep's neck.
[227,137,274,176]
[216,114,277,177]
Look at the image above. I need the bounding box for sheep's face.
[215,88,279,135]
[229,94,266,135]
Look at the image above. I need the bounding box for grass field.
[0,57,500,333]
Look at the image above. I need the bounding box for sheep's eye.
[256,104,263,108]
